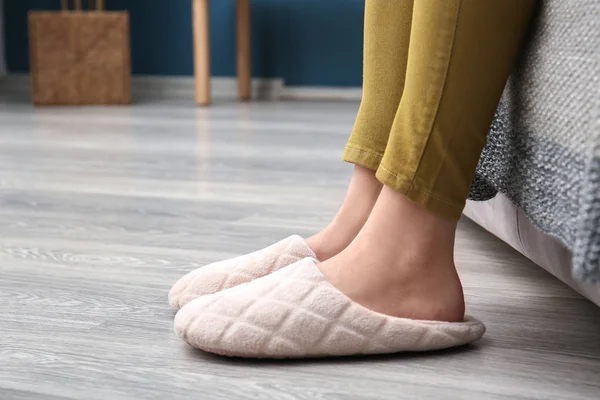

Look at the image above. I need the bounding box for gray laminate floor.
[0,97,599,400]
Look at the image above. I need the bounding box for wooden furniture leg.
[193,0,211,106]
[237,0,251,100]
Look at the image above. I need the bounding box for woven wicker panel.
[29,12,131,105]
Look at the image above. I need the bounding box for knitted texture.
[468,0,600,282]
[168,235,315,309]
[174,258,486,359]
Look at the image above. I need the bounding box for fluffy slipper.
[174,257,486,358]
[168,235,315,309]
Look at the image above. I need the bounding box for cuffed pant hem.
[342,144,384,172]
[375,164,464,220]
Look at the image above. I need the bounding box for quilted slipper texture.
[168,235,315,309]
[174,258,486,358]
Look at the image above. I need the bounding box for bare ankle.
[317,185,466,322]
[307,165,381,260]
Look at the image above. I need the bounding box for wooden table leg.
[193,0,211,106]
[237,0,251,101]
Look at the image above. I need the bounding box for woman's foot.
[306,165,382,261]
[174,257,483,358]
[169,165,381,308]
[173,187,481,358]
[168,235,315,309]
[317,186,465,322]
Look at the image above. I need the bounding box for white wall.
[0,0,6,76]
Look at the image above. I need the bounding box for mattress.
[467,0,600,283]
[464,195,600,308]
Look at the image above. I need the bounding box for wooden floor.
[0,98,599,400]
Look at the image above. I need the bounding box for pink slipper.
[168,235,315,309]
[174,258,486,358]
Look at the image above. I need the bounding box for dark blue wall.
[2,0,364,86]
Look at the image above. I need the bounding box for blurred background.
[2,0,364,87]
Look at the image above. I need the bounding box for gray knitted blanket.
[468,0,600,283]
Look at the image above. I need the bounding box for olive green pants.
[343,0,536,219]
